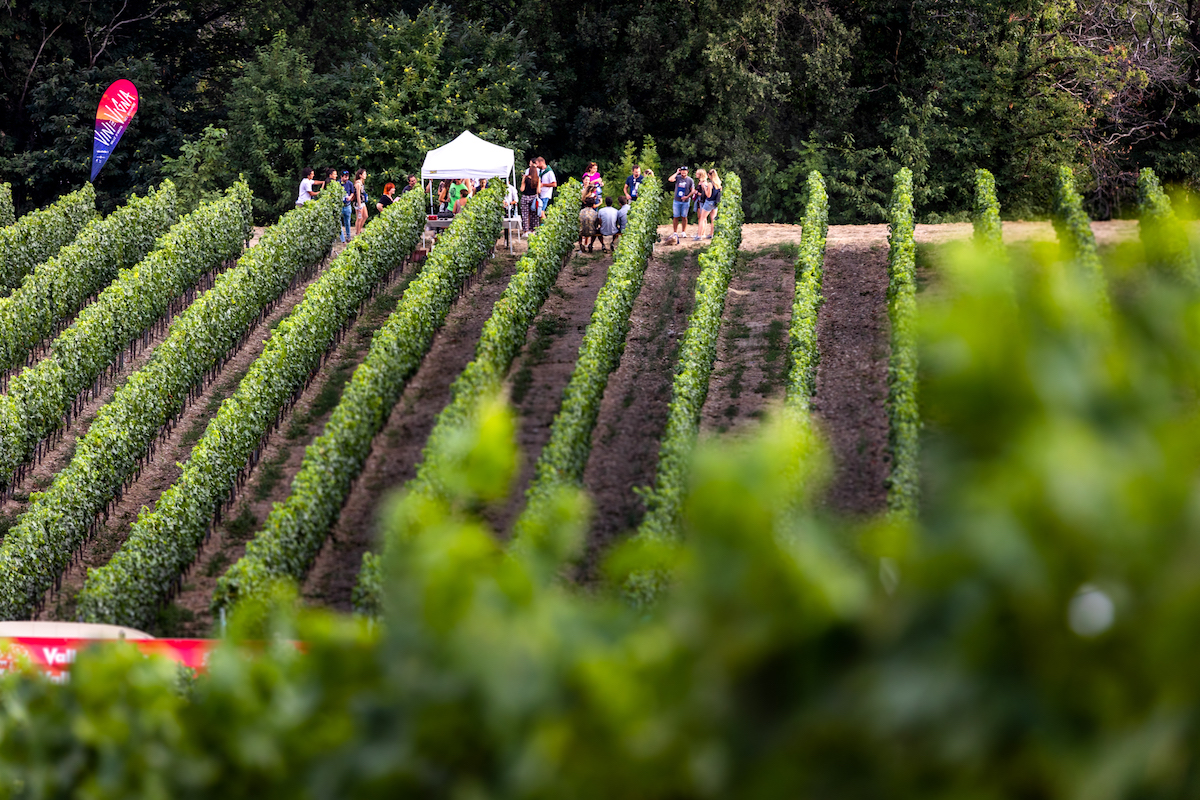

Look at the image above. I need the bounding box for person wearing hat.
[339,169,354,242]
[669,166,695,236]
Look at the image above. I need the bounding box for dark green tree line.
[3,0,1200,222]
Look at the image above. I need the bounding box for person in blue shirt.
[598,197,620,252]
[624,164,651,203]
[669,166,695,237]
[616,198,630,234]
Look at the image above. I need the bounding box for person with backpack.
[708,169,723,232]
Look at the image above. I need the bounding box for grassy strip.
[785,171,829,411]
[211,184,505,613]
[631,174,744,546]
[1051,165,1108,309]
[351,180,582,614]
[0,184,96,291]
[0,183,253,492]
[76,190,425,629]
[886,168,919,517]
[0,182,177,376]
[973,168,1003,254]
[0,188,338,619]
[1137,167,1196,284]
[507,177,665,545]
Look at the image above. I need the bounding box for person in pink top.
[581,161,604,206]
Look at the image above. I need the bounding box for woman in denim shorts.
[694,168,716,240]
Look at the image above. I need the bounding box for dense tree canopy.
[2,0,1199,222]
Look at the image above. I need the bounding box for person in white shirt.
[504,180,519,218]
[535,156,556,220]
[296,168,324,207]
[597,197,620,253]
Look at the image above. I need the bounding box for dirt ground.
[298,250,522,613]
[809,237,892,517]
[578,247,702,578]
[479,249,613,536]
[659,219,1140,251]
[698,248,794,437]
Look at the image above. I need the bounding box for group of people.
[574,163,654,253]
[516,156,559,233]
[433,176,506,216]
[298,156,723,254]
[665,165,723,240]
[297,168,420,243]
[577,161,723,252]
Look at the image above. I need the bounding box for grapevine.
[212,183,504,614]
[885,167,919,517]
[77,188,424,629]
[0,184,97,291]
[0,187,338,619]
[508,176,664,546]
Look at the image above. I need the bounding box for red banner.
[0,637,215,682]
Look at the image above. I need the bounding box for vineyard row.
[0,188,337,619]
[78,189,427,629]
[212,183,506,613]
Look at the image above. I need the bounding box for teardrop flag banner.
[90,79,139,182]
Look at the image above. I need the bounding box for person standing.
[401,175,418,194]
[519,164,541,233]
[536,157,557,220]
[296,168,323,207]
[353,169,368,236]
[624,164,648,203]
[437,180,450,212]
[707,169,723,232]
[322,168,340,238]
[669,166,695,236]
[579,197,600,253]
[693,168,714,241]
[376,182,396,214]
[504,180,519,220]
[447,178,466,211]
[597,197,620,252]
[339,170,354,242]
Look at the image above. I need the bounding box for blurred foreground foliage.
[4,235,1200,795]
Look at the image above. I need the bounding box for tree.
[314,8,551,188]
[224,32,339,222]
[161,126,236,213]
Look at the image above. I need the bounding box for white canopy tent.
[421,130,515,184]
[419,130,520,249]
